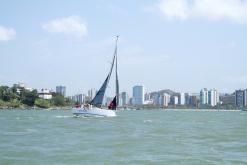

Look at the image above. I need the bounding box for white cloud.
[0,25,16,41]
[42,16,87,38]
[156,0,247,23]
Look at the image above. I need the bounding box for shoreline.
[164,108,242,112]
[0,107,244,111]
[0,106,72,110]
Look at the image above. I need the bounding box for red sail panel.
[108,96,117,110]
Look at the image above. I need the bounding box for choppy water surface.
[0,109,246,165]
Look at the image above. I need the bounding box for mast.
[115,36,119,109]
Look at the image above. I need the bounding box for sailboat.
[72,36,119,117]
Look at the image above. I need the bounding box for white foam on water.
[4,132,26,135]
[72,115,88,118]
[25,128,37,132]
[4,128,37,135]
[143,119,152,123]
[55,115,73,118]
[27,116,34,120]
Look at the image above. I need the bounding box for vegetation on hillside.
[0,85,74,109]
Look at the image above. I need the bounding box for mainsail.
[90,37,118,107]
[108,36,120,110]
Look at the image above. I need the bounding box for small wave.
[25,128,37,132]
[55,115,73,118]
[73,115,88,118]
[4,132,26,135]
[74,115,105,118]
[4,129,37,135]
[143,119,152,123]
[27,116,34,120]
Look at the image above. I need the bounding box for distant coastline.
[0,106,242,112]
[0,106,72,110]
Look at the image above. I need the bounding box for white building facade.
[121,92,129,106]
[38,89,52,100]
[159,93,170,107]
[174,96,178,105]
[179,93,185,105]
[208,89,219,106]
[200,88,219,106]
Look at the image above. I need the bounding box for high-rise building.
[179,93,185,105]
[190,95,198,107]
[159,93,170,107]
[129,97,133,105]
[245,90,247,107]
[200,88,219,107]
[208,89,219,106]
[121,92,129,106]
[133,85,144,105]
[185,93,190,105]
[88,88,97,100]
[77,94,84,104]
[235,89,247,108]
[200,88,208,105]
[118,96,123,107]
[71,94,84,104]
[170,96,178,105]
[150,92,159,105]
[56,86,66,96]
[145,92,151,101]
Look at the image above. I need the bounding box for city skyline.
[1,81,244,109]
[1,0,247,95]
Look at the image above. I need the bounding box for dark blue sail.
[90,40,117,107]
[90,75,110,106]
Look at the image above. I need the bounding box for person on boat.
[74,102,81,108]
[108,102,113,109]
[108,97,116,110]
[84,104,89,109]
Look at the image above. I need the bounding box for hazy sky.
[0,0,247,95]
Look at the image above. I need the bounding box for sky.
[0,0,247,96]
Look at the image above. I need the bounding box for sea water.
[0,109,246,165]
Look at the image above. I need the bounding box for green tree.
[65,97,75,106]
[0,99,7,107]
[51,95,65,106]
[0,86,18,101]
[0,86,9,100]
[34,99,50,108]
[21,89,38,106]
[9,99,21,108]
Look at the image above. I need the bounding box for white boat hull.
[72,107,116,117]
